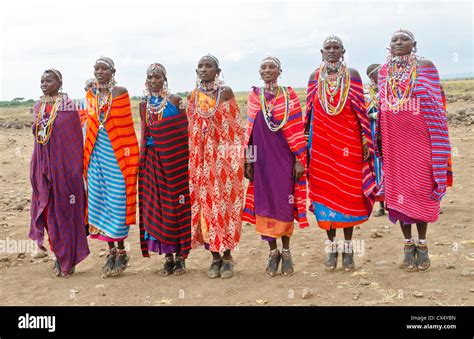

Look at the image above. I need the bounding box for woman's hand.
[363,143,370,161]
[244,162,254,181]
[293,161,305,181]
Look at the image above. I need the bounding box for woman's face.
[40,73,61,96]
[390,34,415,56]
[146,71,165,93]
[321,42,344,63]
[196,57,219,82]
[94,63,113,84]
[259,61,280,83]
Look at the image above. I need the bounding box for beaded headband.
[95,57,115,71]
[392,29,416,43]
[147,63,167,77]
[201,54,220,68]
[43,68,62,82]
[323,35,344,48]
[260,56,281,69]
[367,64,381,78]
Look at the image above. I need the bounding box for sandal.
[159,255,175,276]
[207,258,222,279]
[110,248,129,277]
[401,243,417,272]
[265,249,281,277]
[342,252,355,272]
[102,247,117,277]
[416,243,430,271]
[324,242,338,271]
[174,255,186,276]
[281,249,294,277]
[342,242,355,272]
[220,259,234,279]
[53,260,61,277]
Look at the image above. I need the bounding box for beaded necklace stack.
[384,54,417,111]
[259,85,289,132]
[35,94,62,145]
[317,61,351,116]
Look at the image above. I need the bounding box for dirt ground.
[0,111,473,307]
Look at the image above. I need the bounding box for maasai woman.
[187,54,244,279]
[243,56,307,277]
[138,63,191,276]
[376,30,451,272]
[84,57,139,277]
[365,64,385,217]
[29,69,89,277]
[305,36,376,272]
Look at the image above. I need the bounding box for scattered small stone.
[98,250,106,258]
[42,258,49,263]
[89,302,96,306]
[301,288,312,299]
[33,251,48,259]
[469,253,474,258]
[375,260,389,266]
[17,253,26,259]
[353,292,361,300]
[0,257,10,262]
[461,217,472,223]
[360,279,371,286]
[158,298,172,305]
[13,203,24,211]
[301,252,309,257]
[461,269,474,277]
[446,264,456,269]
[414,291,424,298]
[449,200,454,204]
[95,285,106,296]
[453,225,466,229]
[256,299,267,305]
[371,230,382,238]
[470,288,474,293]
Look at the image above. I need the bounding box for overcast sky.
[0,0,472,100]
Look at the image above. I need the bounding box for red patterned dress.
[187,89,245,252]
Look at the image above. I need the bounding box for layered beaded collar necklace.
[195,80,221,118]
[145,92,168,125]
[318,61,351,116]
[95,88,114,129]
[260,86,289,132]
[35,94,62,145]
[384,53,417,111]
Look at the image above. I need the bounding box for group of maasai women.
[29,29,452,279]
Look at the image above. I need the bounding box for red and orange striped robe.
[84,90,139,226]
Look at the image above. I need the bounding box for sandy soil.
[0,117,473,307]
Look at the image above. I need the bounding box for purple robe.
[29,96,90,275]
[251,90,295,239]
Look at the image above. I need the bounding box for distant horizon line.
[2,74,473,102]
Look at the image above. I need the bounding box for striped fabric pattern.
[305,70,376,220]
[243,86,308,228]
[84,90,139,226]
[376,63,451,222]
[87,127,129,239]
[138,100,192,258]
